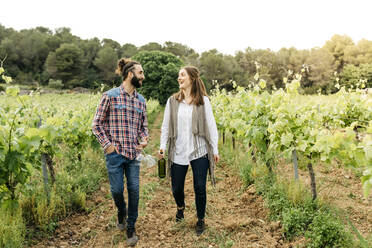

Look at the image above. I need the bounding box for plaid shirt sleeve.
[139,103,149,140]
[92,94,111,150]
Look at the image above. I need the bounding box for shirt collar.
[119,84,138,98]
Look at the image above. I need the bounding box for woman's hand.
[214,154,220,164]
[158,149,165,159]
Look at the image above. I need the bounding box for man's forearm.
[92,124,111,150]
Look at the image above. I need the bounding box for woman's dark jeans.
[171,155,209,219]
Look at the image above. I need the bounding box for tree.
[16,29,50,82]
[78,38,102,88]
[252,48,283,90]
[139,42,163,52]
[344,39,372,65]
[80,38,101,68]
[121,43,138,58]
[163,41,196,60]
[234,48,255,86]
[304,48,335,93]
[359,63,372,88]
[339,63,372,89]
[323,34,354,73]
[45,33,62,52]
[132,51,183,105]
[199,49,227,87]
[102,38,121,57]
[200,49,249,90]
[54,27,77,44]
[184,53,200,67]
[45,43,83,87]
[94,46,118,83]
[0,24,16,44]
[0,37,21,78]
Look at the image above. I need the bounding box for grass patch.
[0,208,26,248]
[219,132,368,248]
[197,228,234,248]
[12,144,106,245]
[139,181,160,212]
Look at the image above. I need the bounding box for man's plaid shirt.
[92,85,148,160]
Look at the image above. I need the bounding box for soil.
[276,160,372,238]
[32,113,371,248]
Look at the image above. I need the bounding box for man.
[92,58,148,246]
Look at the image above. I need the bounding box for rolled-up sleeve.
[204,97,219,155]
[139,103,149,140]
[160,98,170,151]
[92,94,111,150]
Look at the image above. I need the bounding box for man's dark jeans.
[105,152,140,229]
[171,156,209,220]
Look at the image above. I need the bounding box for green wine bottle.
[158,152,166,178]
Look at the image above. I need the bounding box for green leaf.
[259,80,266,89]
[19,136,41,153]
[18,95,31,103]
[5,86,20,96]
[353,149,365,165]
[2,75,12,84]
[25,128,40,138]
[281,133,293,147]
[367,121,372,134]
[362,176,371,197]
[297,140,308,152]
[320,153,327,162]
[364,144,372,161]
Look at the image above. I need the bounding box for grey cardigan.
[166,96,216,186]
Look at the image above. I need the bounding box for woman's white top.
[160,96,218,165]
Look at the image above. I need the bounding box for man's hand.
[136,136,148,151]
[105,144,118,154]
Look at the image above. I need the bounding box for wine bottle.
[158,151,166,178]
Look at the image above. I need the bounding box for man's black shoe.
[126,228,138,246]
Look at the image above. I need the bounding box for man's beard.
[131,75,142,88]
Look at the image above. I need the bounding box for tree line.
[0,24,372,94]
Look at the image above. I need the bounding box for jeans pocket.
[105,151,118,164]
[106,150,117,156]
[132,159,141,167]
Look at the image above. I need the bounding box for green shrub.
[71,188,86,211]
[20,187,66,230]
[20,173,87,232]
[19,146,104,233]
[0,209,25,248]
[262,181,291,220]
[132,51,184,105]
[282,201,316,239]
[240,161,254,186]
[48,79,64,89]
[340,63,372,89]
[305,212,354,248]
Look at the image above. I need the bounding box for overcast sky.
[1,0,372,55]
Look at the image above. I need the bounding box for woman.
[159,66,219,236]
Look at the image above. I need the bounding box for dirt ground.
[32,113,371,248]
[276,160,372,238]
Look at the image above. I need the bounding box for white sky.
[1,0,372,55]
